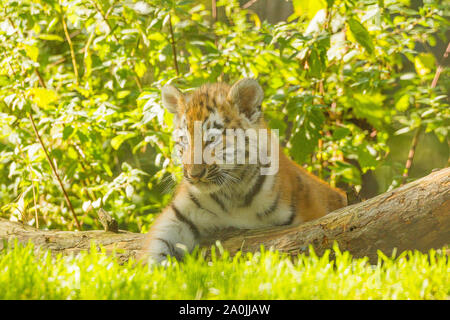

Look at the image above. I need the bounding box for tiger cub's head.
[161,78,265,191]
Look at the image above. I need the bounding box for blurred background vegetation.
[0,0,448,232]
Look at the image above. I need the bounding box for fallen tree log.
[0,168,449,264]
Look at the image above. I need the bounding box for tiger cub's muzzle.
[183,164,208,183]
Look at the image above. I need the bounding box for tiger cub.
[139,78,347,263]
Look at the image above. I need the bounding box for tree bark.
[1,168,449,264]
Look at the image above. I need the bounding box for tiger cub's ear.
[228,78,264,123]
[161,84,184,114]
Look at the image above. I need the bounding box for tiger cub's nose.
[188,164,206,179]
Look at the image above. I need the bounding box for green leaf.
[395,94,410,112]
[63,125,74,140]
[24,44,39,62]
[134,61,147,78]
[117,90,131,99]
[26,88,58,109]
[332,127,351,140]
[357,144,378,172]
[414,53,435,76]
[290,109,324,163]
[349,93,388,130]
[102,163,113,177]
[291,126,316,163]
[38,34,64,41]
[292,0,326,19]
[334,161,361,185]
[308,49,323,77]
[76,131,88,143]
[110,132,137,150]
[347,18,374,54]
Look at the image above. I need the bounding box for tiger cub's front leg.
[140,202,201,264]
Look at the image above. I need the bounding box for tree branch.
[60,2,79,84]
[168,14,180,76]
[27,113,82,230]
[242,0,259,9]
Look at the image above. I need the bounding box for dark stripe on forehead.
[171,203,200,239]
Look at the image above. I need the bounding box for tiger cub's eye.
[205,133,221,147]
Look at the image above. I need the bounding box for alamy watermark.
[172,121,279,175]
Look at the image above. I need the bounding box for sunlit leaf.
[37,34,64,42]
[24,44,39,62]
[111,132,137,150]
[292,0,327,20]
[26,88,58,109]
[414,53,435,76]
[347,18,374,54]
[395,94,410,112]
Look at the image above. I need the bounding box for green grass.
[0,242,448,300]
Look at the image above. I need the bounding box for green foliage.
[0,0,448,231]
[0,241,448,299]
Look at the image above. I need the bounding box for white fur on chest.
[176,174,292,236]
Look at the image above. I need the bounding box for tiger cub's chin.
[138,78,347,264]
